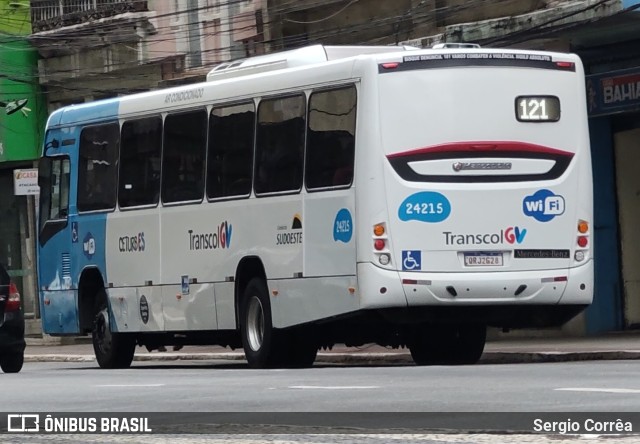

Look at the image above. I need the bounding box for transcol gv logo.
[504,226,527,244]
[188,221,232,251]
[443,226,527,245]
[523,189,565,222]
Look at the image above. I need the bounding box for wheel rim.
[95,309,113,356]
[246,296,264,352]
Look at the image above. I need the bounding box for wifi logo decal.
[523,189,565,222]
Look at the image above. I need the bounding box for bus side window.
[255,94,305,195]
[119,117,162,208]
[207,103,255,199]
[162,110,207,204]
[332,137,354,186]
[59,169,70,217]
[77,123,119,212]
[306,85,357,190]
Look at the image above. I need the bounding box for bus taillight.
[575,220,589,262]
[373,223,391,266]
[577,220,589,233]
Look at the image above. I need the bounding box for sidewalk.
[23,331,640,365]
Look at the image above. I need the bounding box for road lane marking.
[555,387,640,394]
[96,384,166,387]
[288,385,379,390]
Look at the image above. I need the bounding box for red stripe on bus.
[386,141,575,159]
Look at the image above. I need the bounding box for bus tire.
[0,353,24,373]
[241,278,283,368]
[92,292,136,369]
[281,328,318,368]
[409,324,486,366]
[441,324,486,365]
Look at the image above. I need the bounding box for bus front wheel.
[92,292,136,369]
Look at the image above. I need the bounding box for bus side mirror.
[43,139,59,155]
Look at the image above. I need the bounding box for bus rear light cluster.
[575,220,589,262]
[556,61,575,69]
[373,223,391,266]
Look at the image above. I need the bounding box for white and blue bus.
[37,44,593,368]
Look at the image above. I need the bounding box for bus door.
[38,129,77,334]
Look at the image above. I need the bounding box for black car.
[0,263,25,373]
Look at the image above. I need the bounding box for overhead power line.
[0,0,629,100]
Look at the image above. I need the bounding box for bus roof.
[206,44,419,82]
[45,45,581,129]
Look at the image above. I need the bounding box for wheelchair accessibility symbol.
[402,250,422,271]
[71,222,78,243]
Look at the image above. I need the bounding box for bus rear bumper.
[402,260,593,306]
[357,260,593,308]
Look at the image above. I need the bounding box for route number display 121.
[516,96,560,122]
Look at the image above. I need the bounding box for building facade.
[29,0,268,101]
[0,0,47,330]
[580,2,640,333]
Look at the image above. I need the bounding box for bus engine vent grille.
[61,253,71,280]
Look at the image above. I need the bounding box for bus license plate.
[464,252,503,266]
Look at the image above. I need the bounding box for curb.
[480,350,640,364]
[23,350,640,364]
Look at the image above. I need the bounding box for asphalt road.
[5,359,640,411]
[4,360,640,442]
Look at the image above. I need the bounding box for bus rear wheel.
[241,278,283,368]
[280,327,318,368]
[409,324,486,365]
[92,292,136,369]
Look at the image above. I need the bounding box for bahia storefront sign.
[586,66,640,117]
